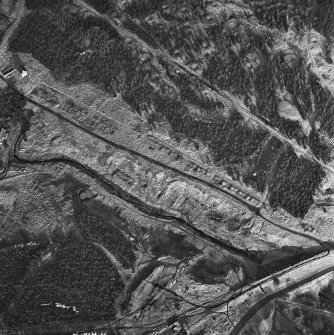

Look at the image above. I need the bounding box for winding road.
[13,151,261,262]
[9,123,334,333]
[228,251,334,334]
[24,95,330,249]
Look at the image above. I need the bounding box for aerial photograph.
[2,0,334,334]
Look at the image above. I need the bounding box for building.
[1,64,29,81]
[2,65,15,77]
[17,65,28,79]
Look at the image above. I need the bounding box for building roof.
[2,65,14,76]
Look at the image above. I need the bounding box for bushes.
[84,0,115,13]
[0,90,33,141]
[11,1,328,219]
[245,137,283,193]
[74,207,136,269]
[310,73,334,138]
[124,0,165,18]
[9,243,124,327]
[268,147,325,217]
[25,0,70,10]
[246,0,312,31]
[0,91,26,121]
[203,51,251,96]
[314,0,334,39]
[10,10,128,93]
[0,244,44,313]
[309,129,332,163]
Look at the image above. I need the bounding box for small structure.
[3,54,30,80]
[2,65,15,77]
[1,63,29,82]
[17,65,28,79]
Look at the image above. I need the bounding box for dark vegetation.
[245,137,283,193]
[0,229,30,249]
[313,0,334,40]
[300,309,334,335]
[152,93,268,180]
[143,22,208,65]
[269,146,325,217]
[122,18,160,49]
[269,300,333,335]
[137,0,334,165]
[128,0,311,149]
[10,9,136,95]
[273,51,312,120]
[124,0,207,22]
[84,0,115,13]
[204,51,251,96]
[123,0,209,65]
[190,256,234,285]
[310,73,334,138]
[255,253,313,280]
[10,1,329,218]
[0,90,34,139]
[246,0,313,31]
[52,175,135,268]
[74,202,136,269]
[290,285,334,335]
[245,1,334,161]
[124,0,165,18]
[25,0,70,10]
[121,260,162,311]
[11,0,270,183]
[318,280,334,312]
[308,129,332,163]
[203,24,267,96]
[149,229,198,260]
[0,91,26,126]
[0,244,44,314]
[248,53,308,146]
[244,280,334,334]
[6,243,124,327]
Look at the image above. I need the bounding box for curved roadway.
[228,251,334,334]
[24,96,330,249]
